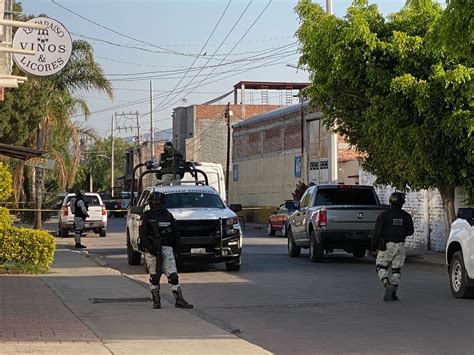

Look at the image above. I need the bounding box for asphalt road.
[65,217,474,355]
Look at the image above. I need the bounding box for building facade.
[230,102,360,206]
[173,104,281,169]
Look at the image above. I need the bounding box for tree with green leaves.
[0,5,113,228]
[434,0,473,64]
[296,0,473,236]
[72,137,132,194]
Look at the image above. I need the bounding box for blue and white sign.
[233,163,239,181]
[294,156,301,178]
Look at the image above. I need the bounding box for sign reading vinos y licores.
[12,17,72,76]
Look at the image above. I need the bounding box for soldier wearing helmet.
[157,142,185,184]
[372,192,414,302]
[72,190,89,249]
[138,191,193,309]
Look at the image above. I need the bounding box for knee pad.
[149,274,160,286]
[376,264,388,272]
[392,268,401,275]
[168,272,179,286]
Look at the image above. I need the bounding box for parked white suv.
[446,208,474,298]
[57,193,108,238]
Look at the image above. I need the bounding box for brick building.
[172,81,310,175]
[230,102,360,206]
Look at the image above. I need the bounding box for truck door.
[292,187,314,241]
[129,190,149,248]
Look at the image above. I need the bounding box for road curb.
[405,256,445,269]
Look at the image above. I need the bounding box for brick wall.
[195,104,280,120]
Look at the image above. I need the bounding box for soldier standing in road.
[72,190,89,249]
[139,192,193,310]
[372,192,414,302]
[158,142,185,184]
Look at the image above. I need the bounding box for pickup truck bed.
[288,185,389,261]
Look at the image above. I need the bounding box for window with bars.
[309,160,328,170]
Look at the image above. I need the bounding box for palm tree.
[0,40,113,228]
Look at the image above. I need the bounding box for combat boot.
[173,287,193,309]
[151,289,161,309]
[383,284,396,302]
[391,285,399,301]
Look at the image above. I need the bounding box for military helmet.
[163,141,174,152]
[148,192,165,205]
[75,189,85,197]
[389,192,405,205]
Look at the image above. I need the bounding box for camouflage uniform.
[373,192,414,301]
[139,193,193,309]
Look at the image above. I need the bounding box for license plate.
[191,248,206,254]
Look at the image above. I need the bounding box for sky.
[19,0,408,140]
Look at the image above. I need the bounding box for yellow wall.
[230,150,302,207]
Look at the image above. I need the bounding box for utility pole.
[326,0,338,183]
[136,111,142,168]
[111,113,115,197]
[149,80,154,160]
[225,102,232,203]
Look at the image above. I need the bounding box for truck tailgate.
[325,205,388,231]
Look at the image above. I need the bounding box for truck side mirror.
[229,204,242,213]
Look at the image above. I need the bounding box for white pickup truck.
[126,165,243,271]
[446,208,474,298]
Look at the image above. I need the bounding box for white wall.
[360,170,469,252]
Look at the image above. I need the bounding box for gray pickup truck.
[287,184,388,262]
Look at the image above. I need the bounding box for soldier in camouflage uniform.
[372,192,414,302]
[158,142,185,184]
[139,192,193,310]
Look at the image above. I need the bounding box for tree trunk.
[33,126,44,230]
[438,184,456,245]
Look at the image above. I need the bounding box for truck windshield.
[314,188,378,206]
[161,192,225,209]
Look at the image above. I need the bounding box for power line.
[52,0,201,58]
[104,43,296,77]
[107,50,296,82]
[154,0,275,114]
[156,0,232,115]
[151,52,298,118]
[154,0,254,112]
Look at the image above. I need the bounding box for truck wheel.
[99,228,107,238]
[226,258,241,271]
[449,251,474,299]
[267,222,275,236]
[353,251,366,258]
[309,230,324,262]
[127,234,141,265]
[288,229,301,257]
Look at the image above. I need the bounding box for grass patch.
[0,261,50,274]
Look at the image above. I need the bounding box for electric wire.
[154,0,273,114]
[153,0,254,112]
[156,0,232,119]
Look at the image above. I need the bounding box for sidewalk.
[0,247,270,355]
